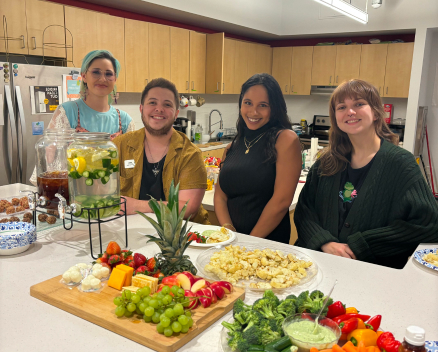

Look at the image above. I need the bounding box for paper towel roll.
[187,121,192,141]
[310,137,318,166]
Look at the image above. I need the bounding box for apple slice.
[162,276,180,287]
[210,282,225,300]
[181,271,196,287]
[176,273,193,290]
[210,290,218,304]
[191,279,207,293]
[184,290,199,310]
[196,289,212,308]
[215,281,233,294]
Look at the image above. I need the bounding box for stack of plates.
[0,222,37,255]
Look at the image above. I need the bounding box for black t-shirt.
[139,150,166,201]
[338,156,375,233]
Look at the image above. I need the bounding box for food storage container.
[35,129,75,209]
[67,133,120,220]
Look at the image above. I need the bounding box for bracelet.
[222,223,236,231]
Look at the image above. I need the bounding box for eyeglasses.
[88,69,116,81]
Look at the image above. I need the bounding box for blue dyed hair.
[80,50,121,104]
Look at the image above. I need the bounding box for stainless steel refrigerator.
[1,62,80,186]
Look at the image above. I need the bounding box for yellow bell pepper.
[347,329,378,347]
[346,307,359,314]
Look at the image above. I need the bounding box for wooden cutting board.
[30,276,245,352]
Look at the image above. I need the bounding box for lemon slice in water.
[73,157,87,174]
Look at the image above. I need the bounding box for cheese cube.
[108,268,127,291]
[116,264,134,286]
[132,274,158,294]
[122,286,139,293]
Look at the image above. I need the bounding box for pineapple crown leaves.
[136,180,192,260]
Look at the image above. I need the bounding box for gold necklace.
[244,131,268,154]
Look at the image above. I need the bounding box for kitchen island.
[1,183,437,352]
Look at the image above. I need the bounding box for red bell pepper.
[327,301,346,319]
[339,318,359,334]
[377,332,401,352]
[366,315,382,331]
[333,313,371,324]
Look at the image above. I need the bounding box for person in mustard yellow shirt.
[112,78,209,224]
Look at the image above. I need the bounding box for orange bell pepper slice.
[346,307,359,314]
[343,341,358,352]
[333,344,345,352]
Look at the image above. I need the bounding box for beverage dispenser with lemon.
[67,133,120,219]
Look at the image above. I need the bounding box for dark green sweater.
[294,140,438,269]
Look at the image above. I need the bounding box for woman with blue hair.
[47,49,135,135]
[30,50,134,185]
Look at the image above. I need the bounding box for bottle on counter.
[300,119,308,134]
[398,326,426,352]
[194,124,203,144]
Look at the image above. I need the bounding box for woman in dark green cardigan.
[294,79,438,269]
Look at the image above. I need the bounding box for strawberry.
[126,260,135,269]
[120,249,132,261]
[188,232,198,242]
[108,254,122,265]
[100,252,108,263]
[134,253,147,268]
[146,257,156,272]
[106,241,121,255]
[135,265,148,274]
[124,255,133,264]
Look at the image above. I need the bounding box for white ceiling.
[78,0,437,39]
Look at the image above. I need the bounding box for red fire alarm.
[383,104,393,124]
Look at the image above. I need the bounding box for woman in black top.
[214,74,302,243]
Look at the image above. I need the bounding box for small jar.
[35,129,75,208]
[67,133,120,219]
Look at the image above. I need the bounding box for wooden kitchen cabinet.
[311,46,336,86]
[0,0,27,55]
[272,47,292,94]
[125,19,148,93]
[149,23,171,81]
[255,44,272,75]
[25,0,65,58]
[189,31,206,94]
[222,38,235,94]
[383,43,414,98]
[65,7,126,91]
[246,42,258,80]
[359,44,388,95]
[205,33,224,94]
[170,27,189,93]
[233,40,249,93]
[334,45,361,85]
[201,147,226,159]
[290,46,313,95]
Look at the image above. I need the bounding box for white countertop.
[1,183,437,352]
[198,142,229,152]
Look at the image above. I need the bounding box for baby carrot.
[343,341,358,352]
[310,347,320,352]
[333,344,345,352]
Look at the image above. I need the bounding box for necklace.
[145,138,170,177]
[244,131,268,154]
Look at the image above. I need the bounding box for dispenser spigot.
[55,193,77,219]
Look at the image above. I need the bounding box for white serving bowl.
[0,222,37,256]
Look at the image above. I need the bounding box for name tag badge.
[124,159,135,169]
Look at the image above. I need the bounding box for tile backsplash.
[116,92,408,135]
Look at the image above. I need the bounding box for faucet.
[208,109,223,136]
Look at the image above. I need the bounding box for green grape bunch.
[112,285,196,337]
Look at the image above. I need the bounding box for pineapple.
[136,180,197,276]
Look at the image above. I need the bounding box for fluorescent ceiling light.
[314,0,368,24]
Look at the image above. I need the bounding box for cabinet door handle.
[21,35,25,49]
[192,81,195,91]
[216,82,219,91]
[186,81,189,90]
[386,87,388,95]
[291,85,294,93]
[336,76,338,83]
[285,85,288,93]
[329,76,332,84]
[144,79,148,85]
[223,82,225,91]
[32,37,36,50]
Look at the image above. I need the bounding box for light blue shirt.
[61,99,132,134]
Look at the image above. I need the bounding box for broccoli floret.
[242,324,262,345]
[234,310,251,325]
[228,331,250,352]
[233,299,252,319]
[297,290,334,315]
[253,298,276,319]
[263,289,281,307]
[286,294,298,301]
[222,320,243,334]
[259,319,282,345]
[277,298,297,317]
[309,290,324,300]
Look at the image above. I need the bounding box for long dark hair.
[231,73,292,163]
[319,79,399,176]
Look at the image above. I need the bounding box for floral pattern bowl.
[0,222,37,256]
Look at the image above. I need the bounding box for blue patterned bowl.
[413,248,438,271]
[0,222,37,256]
